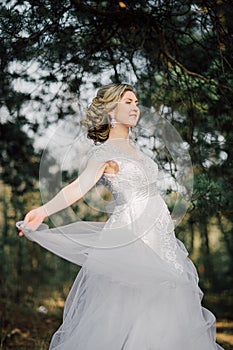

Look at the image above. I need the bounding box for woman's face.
[113,90,140,127]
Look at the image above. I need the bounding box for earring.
[110,115,117,128]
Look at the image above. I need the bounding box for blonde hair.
[81,83,134,143]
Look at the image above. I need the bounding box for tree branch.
[163,46,232,92]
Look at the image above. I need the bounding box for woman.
[18,83,223,349]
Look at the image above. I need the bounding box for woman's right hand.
[18,206,47,236]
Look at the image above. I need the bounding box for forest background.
[0,0,232,349]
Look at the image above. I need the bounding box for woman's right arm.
[21,159,107,232]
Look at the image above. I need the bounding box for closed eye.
[124,99,138,105]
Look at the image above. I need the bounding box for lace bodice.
[92,141,158,200]
[90,140,184,274]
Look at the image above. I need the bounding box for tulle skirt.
[18,206,224,349]
[49,265,222,349]
[41,225,223,350]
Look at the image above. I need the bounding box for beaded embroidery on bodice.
[91,141,184,274]
[95,141,158,198]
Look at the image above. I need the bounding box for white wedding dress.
[20,140,224,350]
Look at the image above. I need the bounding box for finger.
[18,230,24,237]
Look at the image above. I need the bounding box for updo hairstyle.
[81,83,134,143]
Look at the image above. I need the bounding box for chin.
[125,120,138,128]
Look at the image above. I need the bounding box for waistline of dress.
[106,181,159,213]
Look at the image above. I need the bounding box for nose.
[131,104,139,111]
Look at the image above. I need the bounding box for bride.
[17,83,224,349]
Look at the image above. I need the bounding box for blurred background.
[0,0,232,349]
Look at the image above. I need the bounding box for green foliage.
[0,0,232,295]
[0,121,39,194]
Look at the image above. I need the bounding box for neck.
[108,124,130,141]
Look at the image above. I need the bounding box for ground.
[0,298,232,349]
